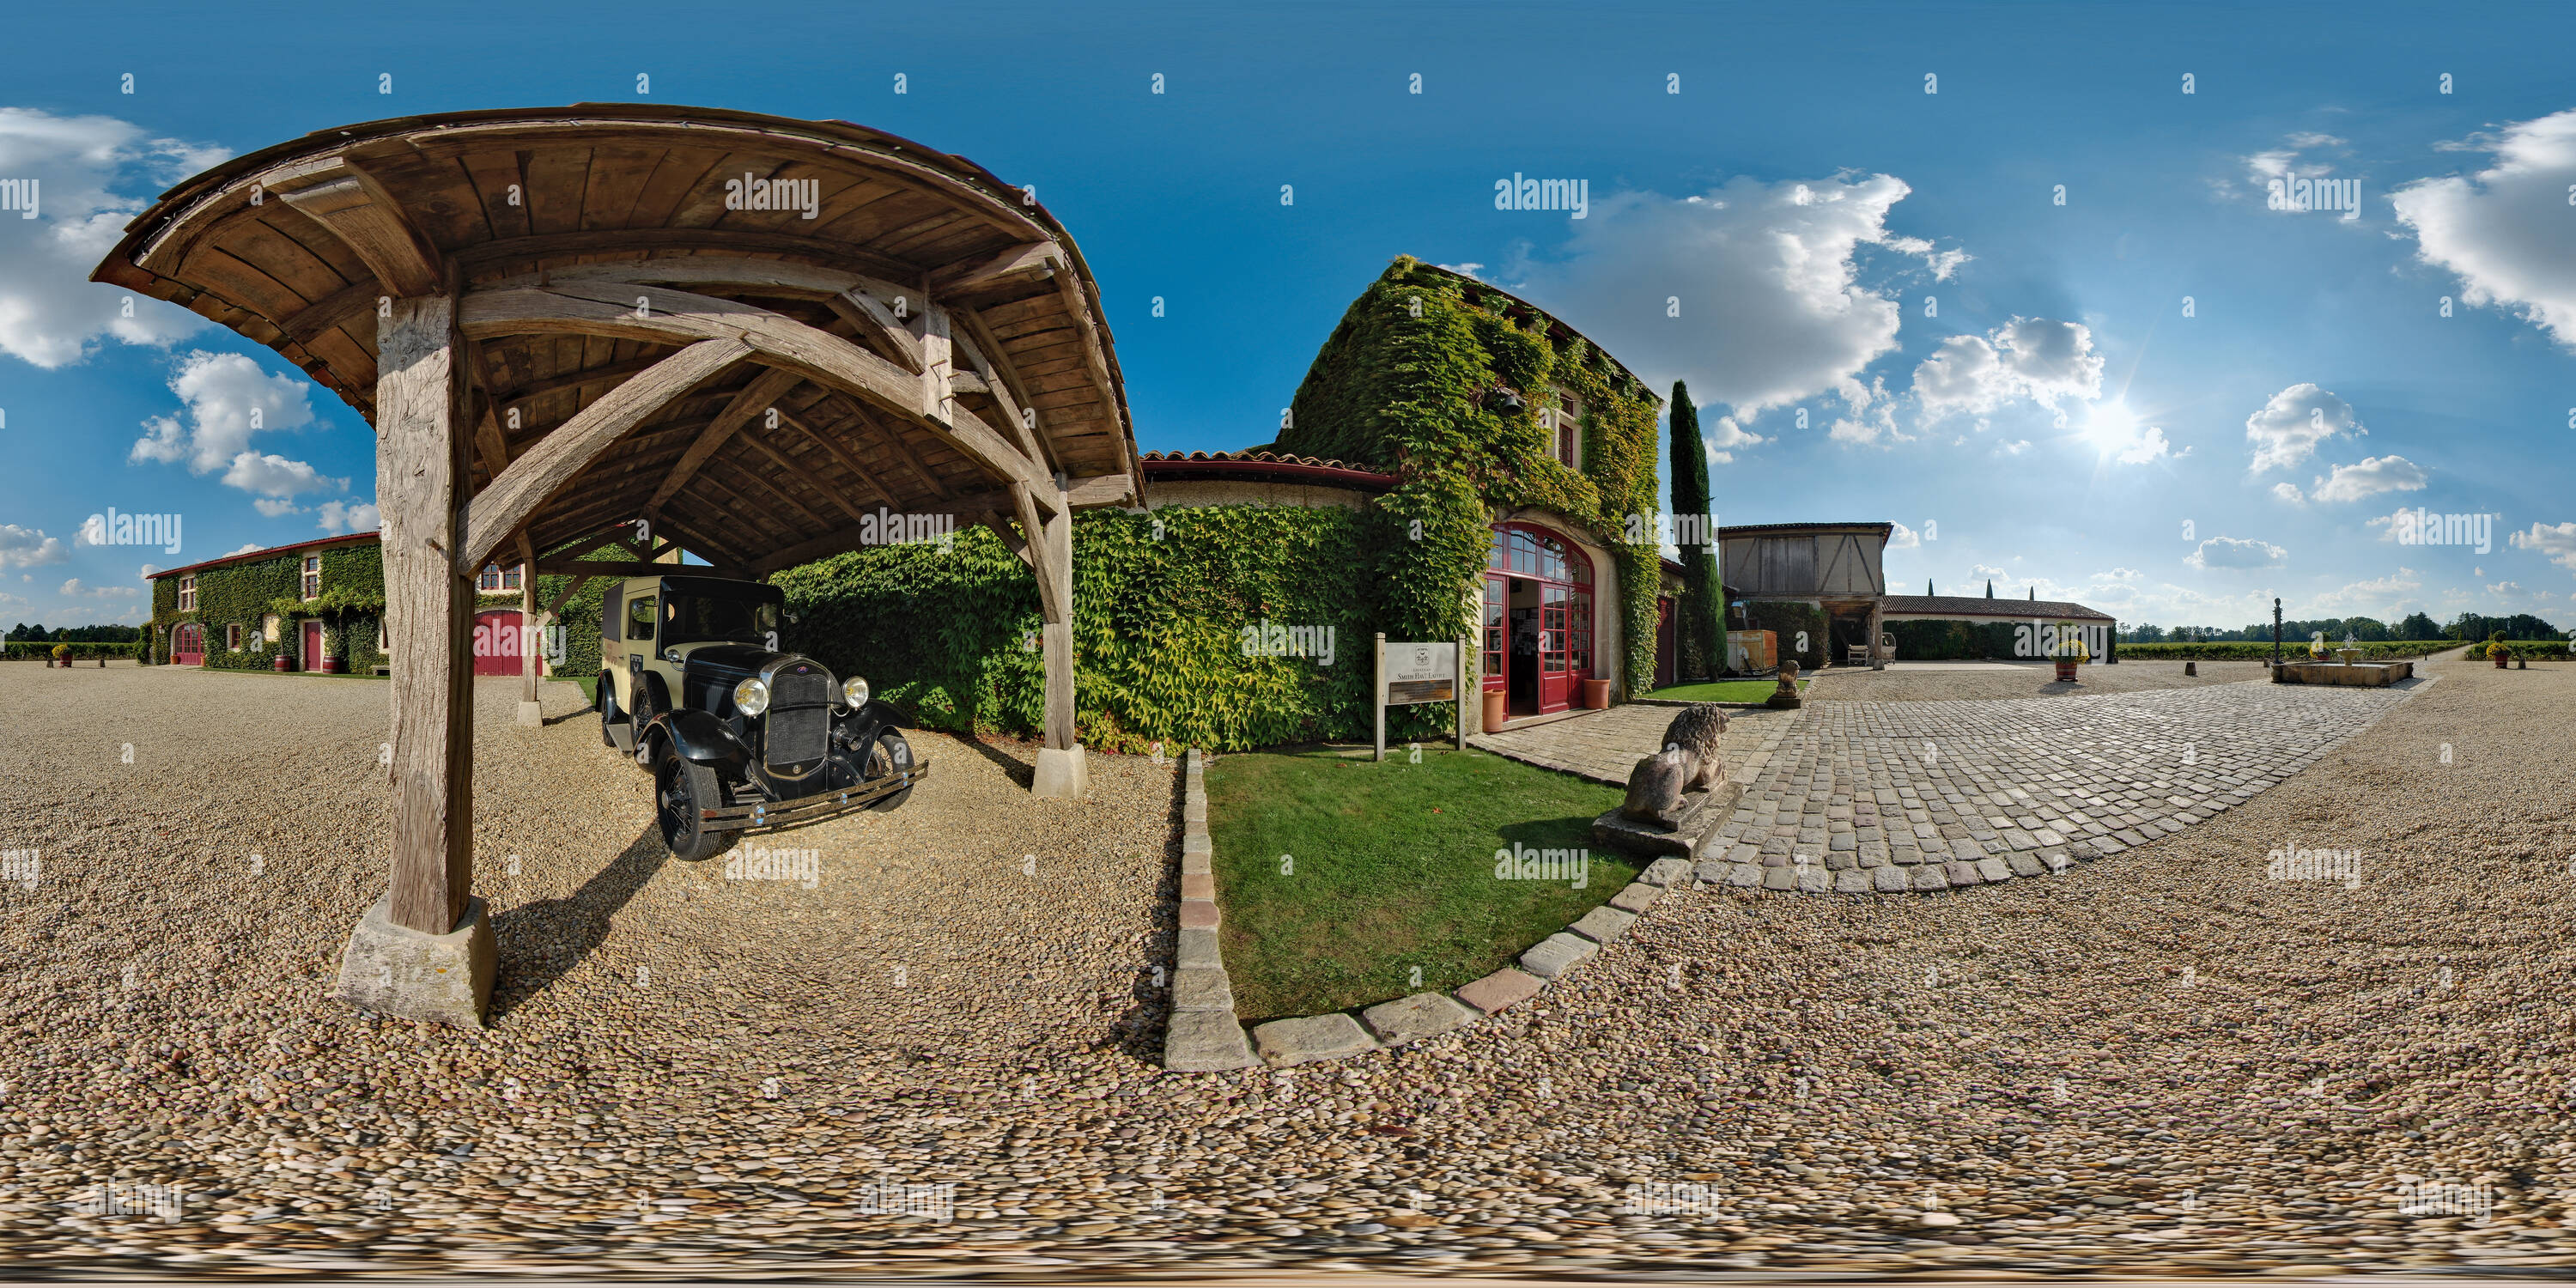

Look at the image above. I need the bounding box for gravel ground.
[1808,657,2280,702]
[4,649,2573,1276]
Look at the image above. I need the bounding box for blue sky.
[3,1,2573,633]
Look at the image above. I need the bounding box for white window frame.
[301,555,322,601]
[178,575,197,611]
[226,623,242,652]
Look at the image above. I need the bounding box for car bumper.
[697,760,930,835]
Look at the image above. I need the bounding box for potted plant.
[2489,641,2511,669]
[49,642,69,669]
[2049,628,2090,682]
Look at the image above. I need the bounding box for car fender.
[839,698,912,747]
[659,708,751,777]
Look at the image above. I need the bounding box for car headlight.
[842,676,870,709]
[733,677,771,718]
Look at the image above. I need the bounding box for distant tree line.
[2119,611,2561,644]
[6,623,144,643]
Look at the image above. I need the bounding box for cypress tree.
[1668,381,1722,679]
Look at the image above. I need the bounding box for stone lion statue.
[1620,703,1729,825]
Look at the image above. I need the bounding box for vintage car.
[596,574,926,860]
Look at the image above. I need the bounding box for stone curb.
[1163,749,1257,1072]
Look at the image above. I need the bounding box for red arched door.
[472,608,526,677]
[170,623,204,666]
[1483,523,1594,716]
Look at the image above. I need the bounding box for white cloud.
[138,563,159,579]
[2509,520,2576,571]
[2311,568,2424,616]
[2111,424,2181,465]
[1886,522,1921,550]
[58,577,137,599]
[2243,383,2364,472]
[2309,454,2428,504]
[2184,536,2287,570]
[2392,109,2576,349]
[0,108,227,368]
[1996,438,2031,456]
[133,350,322,476]
[1506,173,1964,416]
[2100,568,2142,582]
[317,500,381,534]
[1435,262,1484,279]
[2488,580,2526,599]
[2271,482,2306,505]
[0,524,67,568]
[222,542,261,556]
[1912,317,2103,422]
[1704,415,1765,464]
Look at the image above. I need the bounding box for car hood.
[671,642,780,679]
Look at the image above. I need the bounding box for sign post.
[1376,635,1459,762]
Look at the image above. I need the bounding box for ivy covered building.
[145,533,589,677]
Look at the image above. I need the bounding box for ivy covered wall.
[1279,256,1663,699]
[775,505,1382,753]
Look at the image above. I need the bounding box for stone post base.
[516,699,543,726]
[1032,744,1091,799]
[333,893,496,1029]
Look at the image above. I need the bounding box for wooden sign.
[1375,635,1467,761]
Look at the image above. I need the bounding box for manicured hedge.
[2116,640,2451,661]
[2,642,143,660]
[1884,617,2023,662]
[775,505,1403,754]
[2483,640,2575,661]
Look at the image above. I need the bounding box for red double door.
[472,608,530,676]
[170,623,204,666]
[1481,524,1595,716]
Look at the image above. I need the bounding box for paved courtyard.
[1479,677,2431,895]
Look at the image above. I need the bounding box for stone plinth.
[1591,780,1746,859]
[333,893,496,1029]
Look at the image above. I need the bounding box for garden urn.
[1582,677,1611,709]
[1481,690,1508,732]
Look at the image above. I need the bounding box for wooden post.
[1867,598,1885,671]
[516,531,543,726]
[379,293,477,935]
[1373,632,1387,762]
[1018,481,1086,798]
[1455,629,1467,751]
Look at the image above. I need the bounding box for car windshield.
[661,592,780,648]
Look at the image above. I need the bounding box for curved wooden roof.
[93,105,1138,572]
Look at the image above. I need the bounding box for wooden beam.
[453,228,928,285]
[935,240,1063,295]
[259,155,444,298]
[1012,480,1077,756]
[775,408,897,513]
[825,286,924,374]
[456,337,751,575]
[736,426,870,526]
[458,282,1049,497]
[282,279,380,344]
[518,530,542,707]
[647,364,805,510]
[830,393,951,501]
[488,354,666,408]
[375,292,476,935]
[642,508,752,569]
[951,324,1052,473]
[533,558,748,580]
[542,574,591,618]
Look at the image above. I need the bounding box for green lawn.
[1205,745,1637,1023]
[1642,677,1807,703]
[570,674,598,707]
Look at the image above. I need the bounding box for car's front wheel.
[654,745,729,861]
[598,673,621,748]
[864,729,915,811]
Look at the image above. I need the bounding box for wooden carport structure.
[94,106,1139,1024]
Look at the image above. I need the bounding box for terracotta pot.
[2053,659,2079,682]
[1481,690,1508,732]
[1582,678,1612,709]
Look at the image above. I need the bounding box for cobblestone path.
[1703,678,2427,893]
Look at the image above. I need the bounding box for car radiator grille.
[765,665,834,770]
